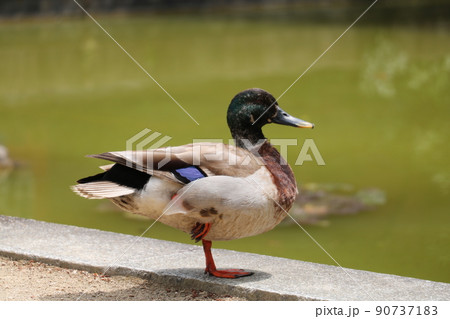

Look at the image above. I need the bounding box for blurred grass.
[0,14,449,282]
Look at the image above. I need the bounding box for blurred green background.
[0,1,449,282]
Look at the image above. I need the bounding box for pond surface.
[0,14,449,283]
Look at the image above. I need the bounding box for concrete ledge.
[1,215,449,300]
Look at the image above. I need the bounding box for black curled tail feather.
[77,164,151,190]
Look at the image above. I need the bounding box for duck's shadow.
[39,269,271,300]
[159,268,272,283]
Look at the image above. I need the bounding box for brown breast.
[257,141,298,219]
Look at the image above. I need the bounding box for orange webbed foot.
[205,268,254,279]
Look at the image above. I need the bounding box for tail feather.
[71,181,135,199]
[99,164,114,171]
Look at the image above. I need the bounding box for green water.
[0,15,449,283]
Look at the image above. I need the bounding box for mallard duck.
[72,88,314,278]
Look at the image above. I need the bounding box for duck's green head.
[227,88,314,147]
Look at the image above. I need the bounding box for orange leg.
[202,239,253,279]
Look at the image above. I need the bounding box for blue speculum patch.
[174,166,207,183]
